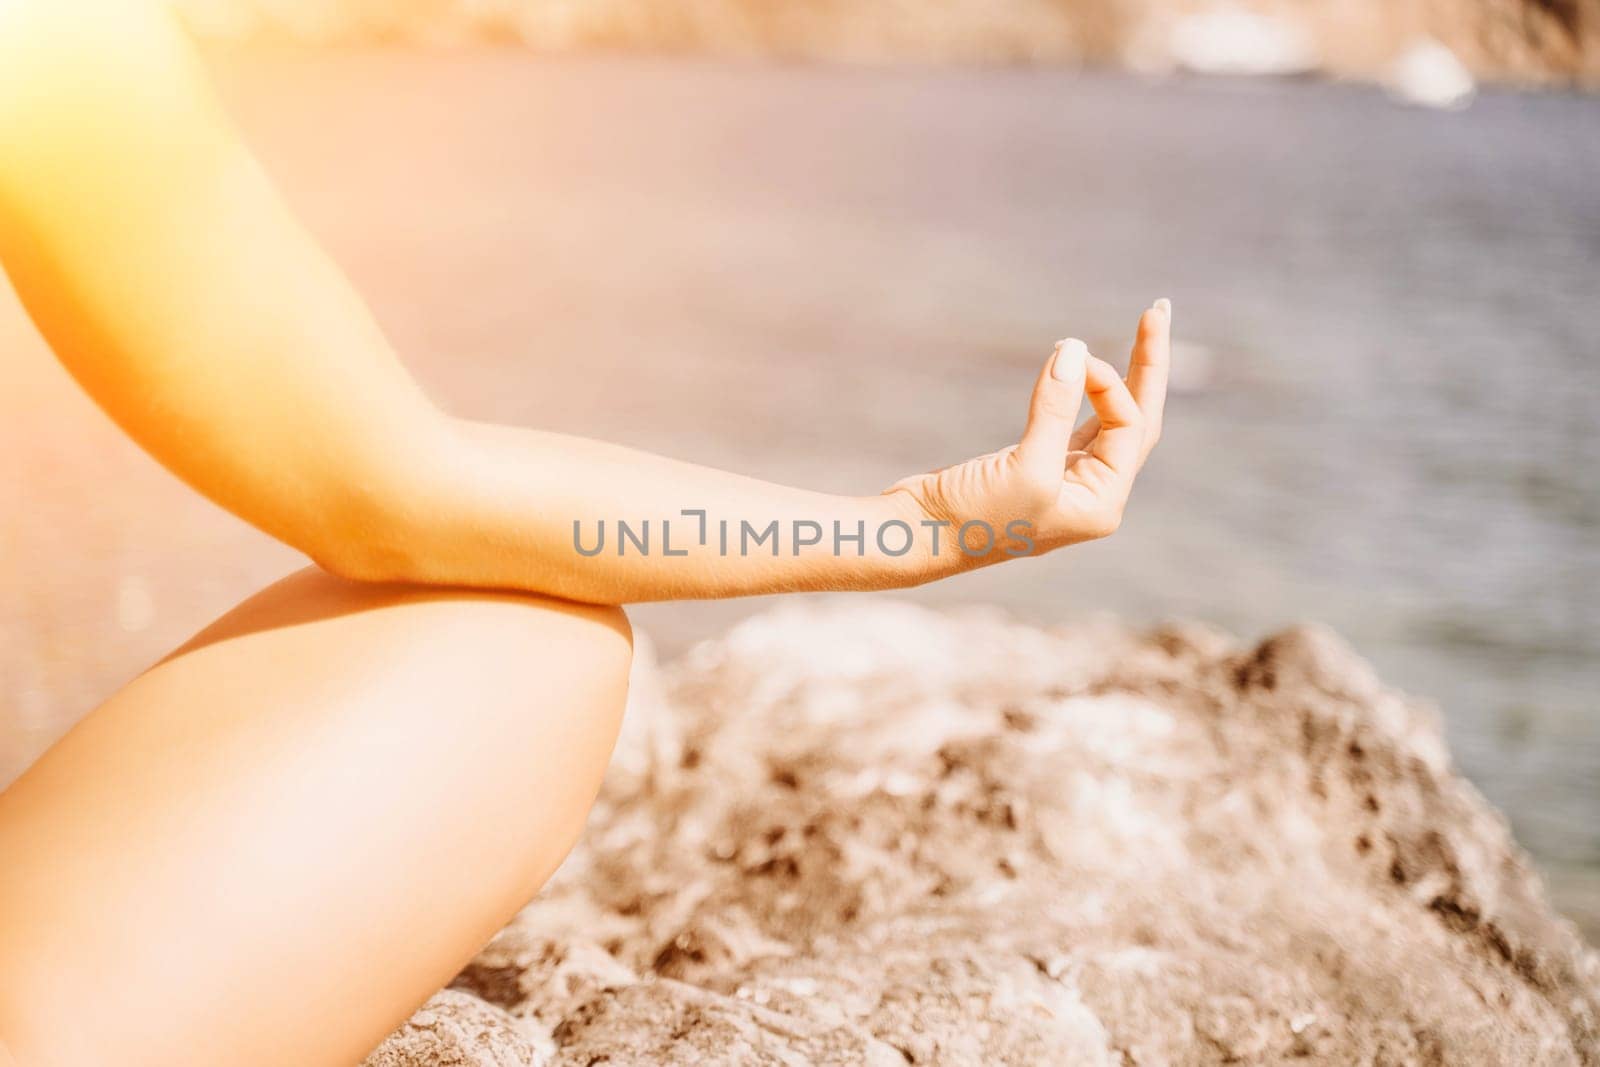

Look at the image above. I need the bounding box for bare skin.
[0,572,632,1066]
[0,2,1170,1064]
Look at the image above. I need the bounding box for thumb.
[1016,338,1087,482]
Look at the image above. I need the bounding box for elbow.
[292,476,444,587]
[293,416,470,586]
[306,531,422,586]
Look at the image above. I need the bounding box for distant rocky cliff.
[177,0,1598,87]
[365,601,1598,1065]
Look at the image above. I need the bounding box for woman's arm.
[0,0,1168,605]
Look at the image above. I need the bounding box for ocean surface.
[1,52,1596,935]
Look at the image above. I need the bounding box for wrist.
[853,489,950,590]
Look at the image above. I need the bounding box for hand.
[884,299,1170,571]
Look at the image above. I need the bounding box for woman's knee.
[155,566,638,782]
[442,588,634,708]
[150,567,638,820]
[403,581,634,700]
[171,566,633,688]
[0,572,634,1067]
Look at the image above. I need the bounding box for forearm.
[376,419,944,602]
[0,0,1169,608]
[0,0,948,605]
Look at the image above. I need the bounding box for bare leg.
[0,568,632,1066]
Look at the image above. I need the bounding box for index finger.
[1082,355,1144,477]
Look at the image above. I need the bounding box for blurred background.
[1,1,1596,939]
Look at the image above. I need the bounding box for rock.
[1386,38,1478,109]
[370,600,1599,1064]
[362,989,548,1067]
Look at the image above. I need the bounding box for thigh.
[0,568,632,1067]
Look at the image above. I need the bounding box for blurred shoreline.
[173,0,1600,89]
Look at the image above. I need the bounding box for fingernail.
[1052,338,1088,382]
[1154,297,1172,319]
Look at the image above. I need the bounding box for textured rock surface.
[368,600,1599,1065]
[363,989,547,1066]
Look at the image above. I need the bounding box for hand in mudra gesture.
[886,300,1171,566]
